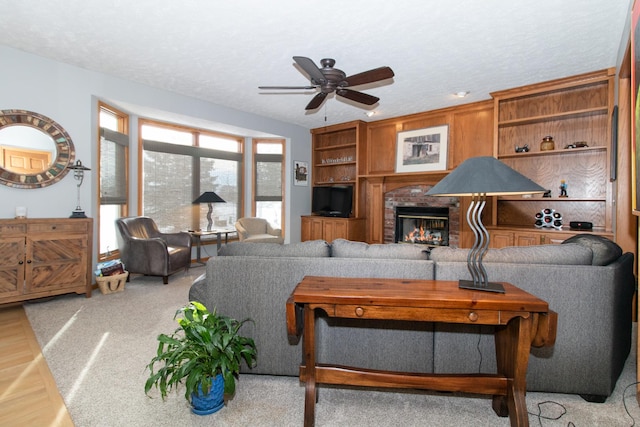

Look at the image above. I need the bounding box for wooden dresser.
[0,218,93,304]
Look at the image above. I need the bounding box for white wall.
[0,46,311,259]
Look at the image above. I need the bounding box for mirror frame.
[0,109,76,189]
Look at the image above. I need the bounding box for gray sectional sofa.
[188,237,635,401]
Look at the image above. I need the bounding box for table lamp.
[68,160,91,218]
[193,191,226,231]
[426,156,545,293]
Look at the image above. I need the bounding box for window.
[140,120,243,233]
[98,103,129,260]
[253,139,284,230]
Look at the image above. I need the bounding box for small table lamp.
[193,191,226,231]
[426,156,545,293]
[68,160,91,218]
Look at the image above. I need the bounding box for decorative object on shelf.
[193,191,226,231]
[68,160,91,218]
[535,208,563,230]
[559,180,568,197]
[564,142,589,149]
[15,206,27,219]
[294,160,308,186]
[543,190,552,198]
[426,156,545,293]
[396,125,449,173]
[514,144,530,153]
[569,221,593,231]
[540,135,555,151]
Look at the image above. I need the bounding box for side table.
[188,229,236,263]
[286,276,557,427]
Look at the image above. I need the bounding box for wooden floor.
[0,305,74,426]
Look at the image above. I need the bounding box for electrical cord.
[474,329,640,426]
[622,381,639,426]
[527,400,569,426]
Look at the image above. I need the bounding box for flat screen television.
[312,185,353,218]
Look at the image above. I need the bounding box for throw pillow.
[330,238,429,260]
[561,234,622,266]
[218,240,331,257]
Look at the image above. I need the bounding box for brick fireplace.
[384,184,460,247]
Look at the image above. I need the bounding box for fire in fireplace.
[395,206,449,246]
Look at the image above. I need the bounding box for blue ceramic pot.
[191,374,225,415]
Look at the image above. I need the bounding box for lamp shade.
[193,191,226,204]
[426,156,545,196]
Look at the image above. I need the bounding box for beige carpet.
[23,266,640,426]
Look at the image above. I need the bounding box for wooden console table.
[286,276,557,427]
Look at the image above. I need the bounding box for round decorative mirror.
[0,109,75,189]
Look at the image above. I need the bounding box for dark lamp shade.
[426,156,545,196]
[193,191,226,204]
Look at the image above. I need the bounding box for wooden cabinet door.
[301,216,311,241]
[539,232,574,245]
[514,232,539,246]
[0,236,25,299]
[489,230,514,248]
[26,233,88,295]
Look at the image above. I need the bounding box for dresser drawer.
[332,305,502,324]
[0,223,27,235]
[28,221,89,233]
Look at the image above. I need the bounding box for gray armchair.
[115,216,192,284]
[234,217,283,243]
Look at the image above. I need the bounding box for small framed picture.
[294,160,309,186]
[395,125,449,173]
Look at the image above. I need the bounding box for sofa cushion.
[330,238,429,260]
[430,243,593,265]
[218,240,330,257]
[562,234,622,266]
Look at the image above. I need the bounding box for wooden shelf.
[316,161,356,167]
[498,146,606,159]
[498,196,607,202]
[497,107,608,127]
[492,69,614,235]
[314,143,356,151]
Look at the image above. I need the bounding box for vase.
[540,135,555,151]
[190,374,225,415]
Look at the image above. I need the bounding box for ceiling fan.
[259,56,394,111]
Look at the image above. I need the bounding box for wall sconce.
[68,160,91,218]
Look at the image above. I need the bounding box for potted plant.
[144,301,257,415]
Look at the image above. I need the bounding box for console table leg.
[494,315,532,427]
[303,305,316,427]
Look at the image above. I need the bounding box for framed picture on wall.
[395,125,449,173]
[294,160,309,186]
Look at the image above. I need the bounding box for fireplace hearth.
[395,206,449,246]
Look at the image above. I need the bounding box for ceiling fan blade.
[259,86,317,90]
[337,89,379,105]
[343,66,395,87]
[293,56,326,84]
[305,92,328,110]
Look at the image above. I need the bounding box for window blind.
[100,128,128,205]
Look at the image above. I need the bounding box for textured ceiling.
[0,0,632,131]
